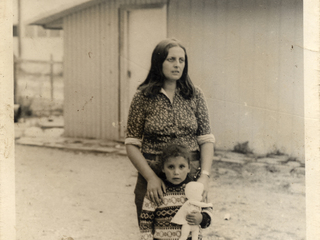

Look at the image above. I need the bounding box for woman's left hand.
[198,142,214,202]
[196,175,209,202]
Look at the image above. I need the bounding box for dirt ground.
[15,145,305,240]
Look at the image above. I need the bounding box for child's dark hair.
[161,144,191,168]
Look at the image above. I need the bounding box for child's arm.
[200,206,213,228]
[186,211,212,228]
[200,212,211,228]
[186,205,212,228]
[140,196,156,240]
[186,210,203,225]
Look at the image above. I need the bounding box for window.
[25,25,35,38]
[13,25,18,37]
[24,25,61,38]
[49,29,61,37]
[37,26,48,37]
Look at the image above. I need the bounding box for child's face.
[162,156,190,185]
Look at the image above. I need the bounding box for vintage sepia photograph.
[1,0,318,239]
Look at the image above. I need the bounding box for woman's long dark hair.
[138,38,195,99]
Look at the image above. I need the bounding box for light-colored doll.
[171,182,213,240]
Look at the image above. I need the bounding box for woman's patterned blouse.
[125,86,215,154]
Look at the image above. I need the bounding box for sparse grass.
[266,149,285,157]
[233,141,253,154]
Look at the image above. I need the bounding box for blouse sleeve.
[195,87,216,145]
[125,91,147,148]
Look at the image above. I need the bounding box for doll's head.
[185,182,204,202]
[161,144,191,185]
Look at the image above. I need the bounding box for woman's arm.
[126,144,166,205]
[126,91,165,205]
[194,87,215,200]
[197,142,214,200]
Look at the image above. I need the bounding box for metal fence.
[14,55,64,117]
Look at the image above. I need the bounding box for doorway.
[119,4,167,138]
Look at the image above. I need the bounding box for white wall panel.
[168,0,304,159]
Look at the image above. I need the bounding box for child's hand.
[186,211,203,225]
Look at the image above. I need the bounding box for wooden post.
[50,54,54,101]
[14,55,18,104]
[17,0,22,57]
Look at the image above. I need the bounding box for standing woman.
[125,38,215,224]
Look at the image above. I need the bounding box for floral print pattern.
[126,86,213,154]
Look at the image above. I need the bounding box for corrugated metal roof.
[28,0,104,29]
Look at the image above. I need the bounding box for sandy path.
[15,145,305,240]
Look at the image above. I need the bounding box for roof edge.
[28,0,105,29]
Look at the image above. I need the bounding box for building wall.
[63,0,167,140]
[168,0,304,159]
[63,0,304,159]
[15,0,71,60]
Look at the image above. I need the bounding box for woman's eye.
[179,58,185,63]
[167,58,174,62]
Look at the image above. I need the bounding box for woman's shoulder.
[133,89,161,99]
[129,90,150,108]
[132,89,148,100]
[133,89,143,96]
[193,85,205,98]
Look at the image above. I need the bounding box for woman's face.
[162,46,185,82]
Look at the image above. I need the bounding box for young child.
[139,144,212,240]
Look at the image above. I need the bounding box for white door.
[120,5,167,138]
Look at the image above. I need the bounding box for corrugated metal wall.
[64,0,167,140]
[168,0,304,159]
[63,0,304,159]
[64,4,105,139]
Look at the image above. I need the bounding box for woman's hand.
[146,175,166,206]
[198,142,214,202]
[186,211,203,225]
[126,145,166,205]
[197,175,209,202]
